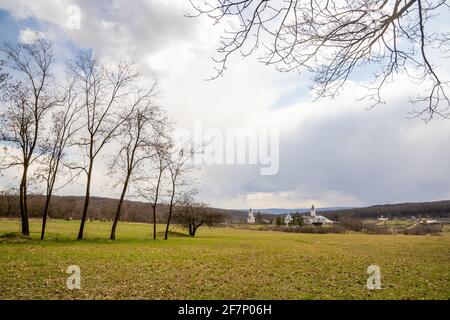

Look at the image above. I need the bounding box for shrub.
[261,225,346,234]
[363,223,391,234]
[338,217,391,234]
[338,217,365,231]
[400,224,442,235]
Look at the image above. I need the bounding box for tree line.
[322,201,450,220]
[0,35,223,240]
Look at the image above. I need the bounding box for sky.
[0,0,449,209]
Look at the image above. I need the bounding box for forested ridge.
[322,201,450,220]
[0,193,242,223]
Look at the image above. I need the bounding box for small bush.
[262,225,346,234]
[338,217,365,231]
[363,223,391,234]
[338,217,391,234]
[400,224,442,235]
[156,231,190,238]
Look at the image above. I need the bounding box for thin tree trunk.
[164,202,174,240]
[151,170,163,240]
[19,168,29,236]
[40,192,52,240]
[110,176,130,240]
[78,159,93,240]
[41,161,60,240]
[23,181,29,225]
[164,178,176,240]
[152,204,157,240]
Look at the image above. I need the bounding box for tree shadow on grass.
[0,232,32,243]
[156,230,190,238]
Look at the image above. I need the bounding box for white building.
[247,208,255,224]
[304,205,334,226]
[284,213,293,225]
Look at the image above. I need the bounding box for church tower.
[311,205,316,217]
[247,208,255,224]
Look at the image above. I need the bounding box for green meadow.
[0,218,449,300]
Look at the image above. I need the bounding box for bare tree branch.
[190,0,450,120]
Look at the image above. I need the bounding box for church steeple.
[247,208,255,224]
[311,204,316,217]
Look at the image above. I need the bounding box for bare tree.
[136,130,172,240]
[175,196,226,236]
[189,0,450,121]
[37,81,83,240]
[164,147,195,240]
[109,85,162,240]
[68,52,139,240]
[149,140,171,240]
[0,36,58,235]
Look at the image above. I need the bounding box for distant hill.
[0,194,244,223]
[244,207,351,215]
[321,200,450,220]
[245,201,450,219]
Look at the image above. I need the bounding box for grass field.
[0,218,449,299]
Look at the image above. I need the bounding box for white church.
[284,213,293,225]
[247,205,334,226]
[247,208,255,224]
[303,205,334,226]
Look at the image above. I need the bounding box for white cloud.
[18,28,44,43]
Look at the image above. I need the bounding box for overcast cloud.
[0,0,449,209]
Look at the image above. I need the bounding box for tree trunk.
[78,159,93,240]
[191,222,200,237]
[110,175,130,240]
[40,192,52,240]
[19,168,29,236]
[164,203,173,240]
[151,171,162,240]
[152,204,157,240]
[164,179,176,240]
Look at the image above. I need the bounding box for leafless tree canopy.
[67,52,143,239]
[108,85,166,240]
[109,86,162,185]
[190,0,450,120]
[36,80,84,239]
[163,146,197,239]
[135,127,174,239]
[0,36,59,235]
[175,196,225,236]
